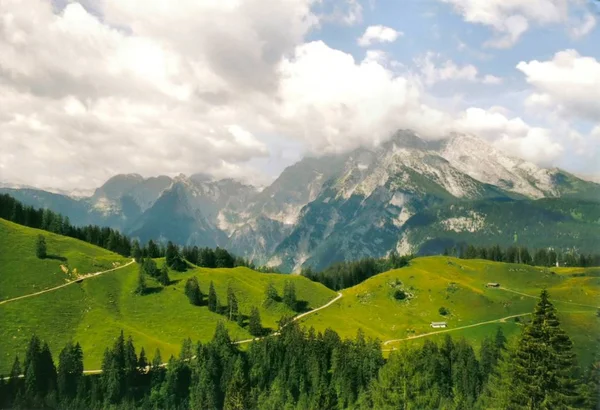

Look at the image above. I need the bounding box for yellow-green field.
[299,257,600,364]
[1,218,598,373]
[0,219,129,300]
[0,223,336,373]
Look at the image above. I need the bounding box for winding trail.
[233,292,343,345]
[498,287,599,309]
[0,258,136,306]
[382,312,532,348]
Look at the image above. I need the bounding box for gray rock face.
[3,131,598,271]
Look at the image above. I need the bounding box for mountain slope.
[0,219,129,300]
[0,223,336,373]
[300,256,600,364]
[2,130,599,270]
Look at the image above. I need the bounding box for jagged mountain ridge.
[2,131,598,271]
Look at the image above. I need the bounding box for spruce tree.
[263,282,278,307]
[35,235,47,259]
[283,280,297,311]
[184,277,203,306]
[208,281,218,313]
[227,284,238,321]
[135,266,147,295]
[511,290,579,409]
[248,307,263,337]
[158,263,170,286]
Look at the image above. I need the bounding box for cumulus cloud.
[416,53,501,86]
[0,0,316,189]
[357,25,403,46]
[0,0,594,190]
[517,50,600,122]
[440,0,595,47]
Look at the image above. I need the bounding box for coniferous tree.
[283,280,297,311]
[147,240,160,258]
[138,347,148,372]
[227,284,239,321]
[208,281,218,313]
[35,234,47,259]
[510,290,579,408]
[158,263,170,286]
[57,341,83,401]
[224,356,248,410]
[184,277,203,306]
[135,266,147,295]
[248,307,263,337]
[263,282,278,307]
[131,240,142,262]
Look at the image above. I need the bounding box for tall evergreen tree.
[263,282,279,307]
[248,307,263,337]
[158,263,171,286]
[35,234,47,259]
[511,290,579,409]
[283,280,297,311]
[135,265,147,295]
[227,284,239,321]
[208,281,218,313]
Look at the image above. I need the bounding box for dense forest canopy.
[1,291,597,409]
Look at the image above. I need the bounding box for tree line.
[0,193,262,270]
[300,252,413,290]
[1,291,597,409]
[446,244,600,267]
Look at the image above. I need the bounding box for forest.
[1,291,598,409]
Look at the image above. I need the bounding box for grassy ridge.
[0,259,336,373]
[300,256,600,364]
[0,219,129,300]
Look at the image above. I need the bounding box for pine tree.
[248,306,263,337]
[135,266,147,295]
[35,235,47,259]
[263,282,278,306]
[208,281,218,313]
[138,347,148,372]
[57,341,83,400]
[131,240,142,262]
[283,280,297,311]
[158,263,170,286]
[511,290,579,409]
[184,277,203,306]
[227,284,238,321]
[224,356,248,410]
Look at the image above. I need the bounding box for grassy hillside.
[0,257,336,374]
[0,218,129,300]
[300,256,600,364]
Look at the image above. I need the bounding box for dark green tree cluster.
[448,243,600,267]
[181,245,279,272]
[2,292,596,409]
[166,241,187,271]
[263,281,279,307]
[0,194,133,256]
[301,252,414,290]
[184,276,203,306]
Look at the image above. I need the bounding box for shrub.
[439,307,449,316]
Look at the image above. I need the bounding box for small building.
[430,322,447,328]
[486,282,500,288]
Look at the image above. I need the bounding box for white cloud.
[517,50,600,122]
[570,13,597,38]
[416,53,501,86]
[440,0,595,48]
[357,25,402,46]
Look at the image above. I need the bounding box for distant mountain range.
[3,130,599,271]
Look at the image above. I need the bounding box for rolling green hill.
[0,218,129,300]
[0,222,336,373]
[299,256,600,364]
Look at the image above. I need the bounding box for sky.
[0,0,599,190]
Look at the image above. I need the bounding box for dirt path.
[498,287,599,309]
[233,292,343,345]
[382,312,532,348]
[0,259,136,306]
